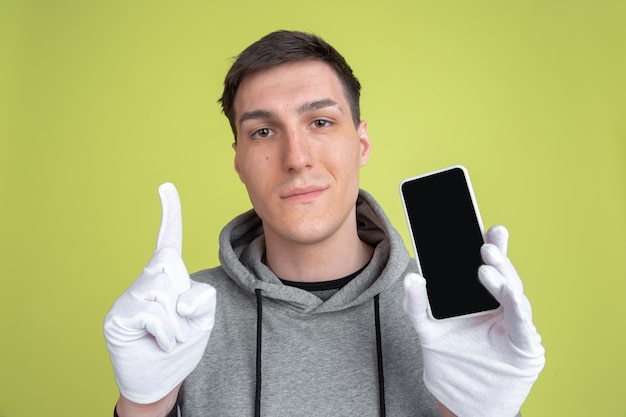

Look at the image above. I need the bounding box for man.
[104,30,545,417]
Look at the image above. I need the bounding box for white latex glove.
[404,225,545,417]
[104,183,216,404]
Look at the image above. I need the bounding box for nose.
[283,129,313,172]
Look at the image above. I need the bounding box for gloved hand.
[104,183,216,404]
[404,225,545,417]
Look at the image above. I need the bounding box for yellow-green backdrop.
[1,1,624,416]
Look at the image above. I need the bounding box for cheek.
[235,149,263,183]
[237,153,271,191]
[332,142,365,168]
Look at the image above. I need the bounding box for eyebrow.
[237,109,276,129]
[237,99,343,130]
[297,98,343,115]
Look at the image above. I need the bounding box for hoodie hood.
[218,189,410,314]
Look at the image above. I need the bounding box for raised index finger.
[156,182,183,254]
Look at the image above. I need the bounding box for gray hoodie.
[181,190,439,416]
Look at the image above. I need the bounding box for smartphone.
[400,165,500,319]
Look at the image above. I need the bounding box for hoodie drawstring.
[254,290,386,417]
[374,294,386,417]
[255,289,263,417]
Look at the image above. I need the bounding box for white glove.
[104,183,216,404]
[404,225,545,417]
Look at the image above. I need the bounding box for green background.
[1,1,625,416]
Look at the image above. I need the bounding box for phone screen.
[400,166,500,319]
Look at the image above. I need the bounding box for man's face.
[232,60,371,248]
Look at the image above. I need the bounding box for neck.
[264,214,374,283]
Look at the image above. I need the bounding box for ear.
[357,120,372,167]
[232,141,244,182]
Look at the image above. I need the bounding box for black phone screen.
[400,166,500,319]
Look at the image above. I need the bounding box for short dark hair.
[219,30,362,138]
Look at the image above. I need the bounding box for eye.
[252,127,273,139]
[311,119,331,128]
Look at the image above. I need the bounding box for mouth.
[280,185,328,201]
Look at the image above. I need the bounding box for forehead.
[233,60,347,114]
